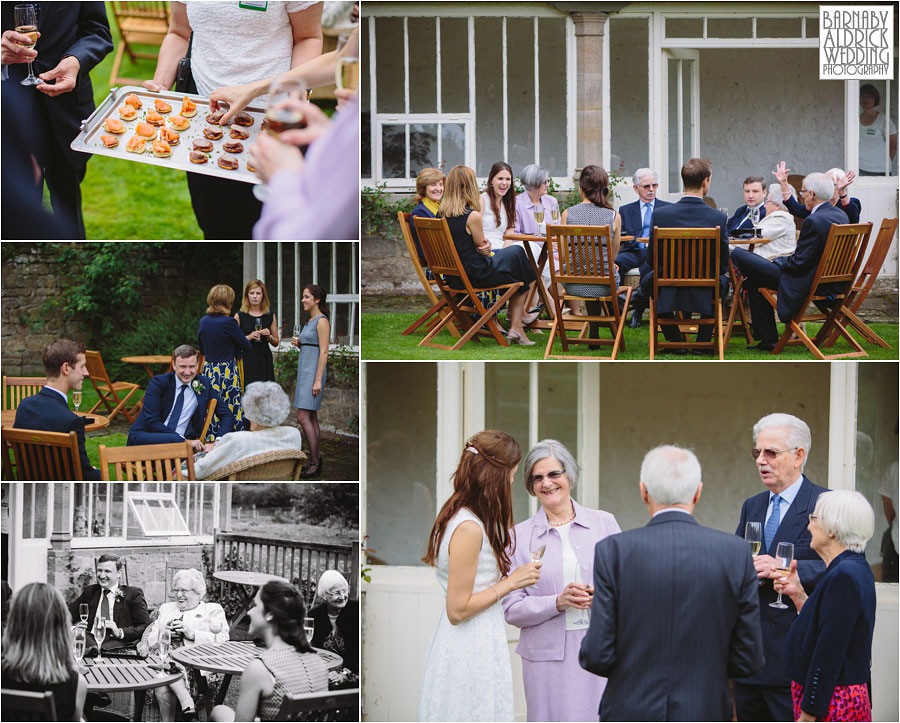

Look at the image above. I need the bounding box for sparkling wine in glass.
[744,521,762,557]
[72,390,82,413]
[335,32,359,91]
[158,629,171,677]
[93,616,107,660]
[550,208,560,224]
[79,603,89,625]
[750,205,761,236]
[303,616,315,643]
[254,319,262,336]
[73,626,86,665]
[253,75,309,202]
[292,323,301,346]
[769,542,794,609]
[529,527,545,564]
[14,5,41,87]
[574,563,591,625]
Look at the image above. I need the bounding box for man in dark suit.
[127,344,234,447]
[1,2,112,239]
[727,175,768,234]
[580,445,763,722]
[733,413,826,722]
[13,338,100,480]
[639,157,730,350]
[732,172,846,351]
[616,168,673,327]
[70,553,150,651]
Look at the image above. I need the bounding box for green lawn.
[361,312,900,360]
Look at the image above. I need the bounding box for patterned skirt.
[202,360,245,438]
[791,680,872,722]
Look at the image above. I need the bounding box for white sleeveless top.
[481,192,510,251]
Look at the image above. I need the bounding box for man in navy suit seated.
[127,344,234,447]
[727,175,768,234]
[733,413,826,721]
[638,157,730,352]
[13,338,100,480]
[617,168,672,327]
[732,172,847,351]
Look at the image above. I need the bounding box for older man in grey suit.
[579,446,764,721]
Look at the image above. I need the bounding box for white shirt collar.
[43,385,68,403]
[652,507,693,517]
[770,474,804,505]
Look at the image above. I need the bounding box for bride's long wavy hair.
[422,430,521,575]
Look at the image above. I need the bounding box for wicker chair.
[205,449,308,481]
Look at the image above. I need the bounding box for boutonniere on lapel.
[191,379,205,395]
[115,589,126,602]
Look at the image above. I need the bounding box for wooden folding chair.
[99,441,197,480]
[199,398,217,442]
[544,224,631,359]
[275,688,360,722]
[412,216,523,351]
[823,217,897,349]
[1,428,84,480]
[397,211,460,338]
[85,350,140,423]
[2,376,45,411]
[109,2,171,87]
[760,222,873,359]
[649,227,725,360]
[1,689,57,722]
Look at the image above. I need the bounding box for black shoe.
[748,341,775,352]
[659,348,688,356]
[182,707,199,722]
[628,308,643,328]
[300,458,322,479]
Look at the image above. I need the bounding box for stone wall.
[320,387,359,436]
[362,209,423,296]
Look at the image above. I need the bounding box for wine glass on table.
[72,389,82,413]
[335,33,359,92]
[744,521,762,557]
[79,603,89,625]
[73,626,86,666]
[253,75,309,203]
[13,4,41,87]
[550,208,560,225]
[769,541,794,609]
[533,207,545,236]
[303,616,315,644]
[92,615,107,661]
[157,628,172,677]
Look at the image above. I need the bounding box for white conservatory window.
[128,493,190,536]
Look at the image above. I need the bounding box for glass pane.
[441,124,466,169]
[366,363,437,566]
[22,483,48,539]
[375,17,404,113]
[858,78,898,177]
[667,58,680,190]
[806,17,819,39]
[382,124,406,179]
[109,482,124,538]
[474,17,504,176]
[507,17,536,173]
[485,364,531,526]
[855,364,898,580]
[362,25,371,178]
[441,18,469,113]
[665,18,703,38]
[538,18,568,177]
[682,59,693,159]
[410,123,438,177]
[707,17,752,38]
[409,18,437,114]
[332,243,358,295]
[536,364,579,501]
[610,17,649,176]
[757,17,801,38]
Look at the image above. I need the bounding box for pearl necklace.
[548,510,576,526]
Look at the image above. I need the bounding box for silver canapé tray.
[70,86,264,184]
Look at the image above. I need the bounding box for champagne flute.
[533,207,545,235]
[550,208,560,225]
[73,626,86,665]
[750,206,761,236]
[254,319,262,338]
[303,616,315,643]
[573,563,591,625]
[528,527,545,564]
[292,322,301,346]
[79,603,89,625]
[253,75,309,202]
[158,628,171,677]
[769,541,794,609]
[93,616,107,661]
[72,389,82,413]
[335,33,359,91]
[13,4,41,87]
[744,521,762,557]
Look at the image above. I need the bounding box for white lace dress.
[418,508,514,722]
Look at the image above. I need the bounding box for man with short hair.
[639,158,731,351]
[617,168,672,327]
[733,413,827,721]
[13,338,100,479]
[727,175,768,234]
[127,344,234,447]
[732,172,847,351]
[579,445,763,721]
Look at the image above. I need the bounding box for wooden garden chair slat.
[2,376,45,411]
[275,688,360,722]
[1,427,83,480]
[99,441,197,481]
[109,1,170,87]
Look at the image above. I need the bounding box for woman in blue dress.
[199,284,251,438]
[291,284,330,478]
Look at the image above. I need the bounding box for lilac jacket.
[502,501,620,661]
[514,191,560,234]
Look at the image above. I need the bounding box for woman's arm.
[191,603,230,644]
[501,528,562,628]
[233,659,272,723]
[611,212,621,261]
[73,673,87,722]
[561,207,568,224]
[267,314,280,347]
[466,211,491,256]
[143,3,191,92]
[890,132,897,161]
[235,313,259,344]
[313,317,330,397]
[288,3,324,69]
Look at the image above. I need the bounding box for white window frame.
[128,492,191,537]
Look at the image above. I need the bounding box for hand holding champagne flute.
[529,527,546,564]
[252,75,309,202]
[13,4,41,87]
[744,521,762,557]
[769,541,794,609]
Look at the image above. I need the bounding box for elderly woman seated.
[138,568,229,721]
[309,570,358,689]
[194,381,303,479]
[755,183,799,259]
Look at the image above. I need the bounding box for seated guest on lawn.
[732,172,845,351]
[2,582,88,722]
[727,175,768,234]
[755,183,799,259]
[515,163,558,291]
[310,570,358,690]
[127,344,234,448]
[638,157,730,350]
[13,338,100,480]
[443,164,538,345]
[138,568,229,722]
[193,382,302,480]
[211,580,328,722]
[481,161,516,251]
[409,167,445,264]
[773,162,861,223]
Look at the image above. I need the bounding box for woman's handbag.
[174,32,195,93]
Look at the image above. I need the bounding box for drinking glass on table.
[73,626,86,665]
[744,521,762,557]
[72,390,82,413]
[533,207,545,235]
[157,628,172,677]
[303,616,315,643]
[252,75,309,202]
[92,616,107,660]
[13,4,41,87]
[550,208,560,225]
[335,33,359,91]
[79,602,89,625]
[769,541,794,609]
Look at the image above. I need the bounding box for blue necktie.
[640,203,652,239]
[764,494,782,551]
[166,384,187,432]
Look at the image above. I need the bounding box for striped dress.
[257,646,329,721]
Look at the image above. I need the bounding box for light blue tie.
[640,203,652,239]
[764,494,782,551]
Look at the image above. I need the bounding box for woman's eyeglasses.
[528,470,565,485]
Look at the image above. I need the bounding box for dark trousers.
[127,430,186,446]
[639,273,721,342]
[732,247,783,343]
[186,172,263,239]
[614,246,647,275]
[733,682,793,722]
[44,152,87,239]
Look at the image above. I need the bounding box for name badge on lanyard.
[239,1,268,10]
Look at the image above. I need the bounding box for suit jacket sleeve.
[69,586,92,623]
[142,377,176,435]
[780,216,822,276]
[578,541,617,676]
[229,316,252,354]
[728,549,765,678]
[67,3,113,75]
[837,198,861,224]
[121,588,151,642]
[785,195,809,219]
